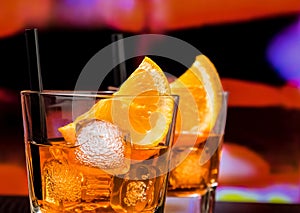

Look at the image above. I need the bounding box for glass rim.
[21,90,113,97]
[20,90,179,98]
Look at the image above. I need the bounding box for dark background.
[1,14,296,92]
[0,14,299,198]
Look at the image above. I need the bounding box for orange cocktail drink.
[166,55,226,197]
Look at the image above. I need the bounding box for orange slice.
[58,57,174,148]
[170,54,223,142]
[116,57,170,95]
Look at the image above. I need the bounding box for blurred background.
[0,0,300,203]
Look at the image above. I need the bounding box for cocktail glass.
[167,91,228,212]
[21,90,179,213]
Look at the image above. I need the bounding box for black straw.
[25,28,43,91]
[111,33,127,87]
[24,28,45,199]
[25,28,47,139]
[25,28,46,136]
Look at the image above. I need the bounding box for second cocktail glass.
[167,91,228,212]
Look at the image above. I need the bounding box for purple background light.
[266,17,300,87]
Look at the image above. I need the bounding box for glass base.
[166,186,217,213]
[165,197,200,213]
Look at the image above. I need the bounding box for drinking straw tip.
[25,28,43,91]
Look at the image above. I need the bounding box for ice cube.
[111,178,152,212]
[75,120,127,172]
[169,148,209,187]
[111,164,162,212]
[129,164,157,180]
[42,159,82,207]
[80,171,112,205]
[124,181,147,207]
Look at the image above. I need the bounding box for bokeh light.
[267,17,300,87]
